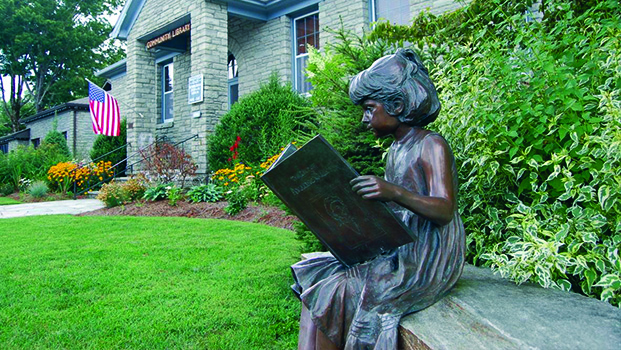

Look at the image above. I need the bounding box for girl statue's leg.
[298,304,339,350]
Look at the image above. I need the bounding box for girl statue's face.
[362,99,400,138]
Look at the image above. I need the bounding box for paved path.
[0,199,105,219]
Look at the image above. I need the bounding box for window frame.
[161,61,174,123]
[292,10,319,94]
[228,53,239,107]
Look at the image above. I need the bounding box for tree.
[0,0,125,133]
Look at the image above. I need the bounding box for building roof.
[96,59,127,79]
[111,0,322,39]
[21,97,89,124]
[0,128,30,144]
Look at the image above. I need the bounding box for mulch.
[77,200,299,231]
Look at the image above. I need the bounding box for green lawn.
[0,216,302,349]
[0,197,21,205]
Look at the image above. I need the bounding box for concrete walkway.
[0,199,105,219]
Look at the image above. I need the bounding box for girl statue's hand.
[350,176,401,202]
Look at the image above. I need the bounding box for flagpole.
[85,78,144,118]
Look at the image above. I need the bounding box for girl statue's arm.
[350,134,456,227]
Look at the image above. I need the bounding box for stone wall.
[7,140,29,152]
[228,15,291,97]
[26,111,72,145]
[410,0,464,16]
[73,110,99,160]
[109,73,129,112]
[319,0,370,49]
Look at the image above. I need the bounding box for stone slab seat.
[300,254,621,350]
[398,264,620,350]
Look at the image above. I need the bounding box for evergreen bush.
[302,29,394,176]
[207,74,311,171]
[90,119,127,175]
[371,0,621,306]
[42,130,71,158]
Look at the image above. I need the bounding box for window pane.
[164,64,173,92]
[305,16,315,34]
[162,62,174,121]
[296,18,305,37]
[228,54,238,79]
[296,55,312,93]
[306,35,315,51]
[297,37,306,55]
[229,83,239,106]
[164,92,173,120]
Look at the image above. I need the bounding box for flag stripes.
[88,82,121,137]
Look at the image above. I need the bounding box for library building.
[97,0,461,174]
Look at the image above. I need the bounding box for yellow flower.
[218,176,224,180]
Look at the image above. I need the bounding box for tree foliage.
[0,0,125,132]
[371,0,621,306]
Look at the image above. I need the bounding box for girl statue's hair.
[349,48,441,127]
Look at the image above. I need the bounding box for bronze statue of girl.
[291,48,466,349]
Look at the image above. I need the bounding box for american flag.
[88,82,121,136]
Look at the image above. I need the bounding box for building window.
[372,0,410,25]
[293,11,319,94]
[62,131,68,140]
[161,62,174,122]
[32,138,40,148]
[0,143,7,154]
[228,53,239,107]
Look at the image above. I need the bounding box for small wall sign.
[188,75,204,104]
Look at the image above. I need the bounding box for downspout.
[73,109,77,156]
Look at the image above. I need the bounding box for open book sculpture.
[261,134,414,267]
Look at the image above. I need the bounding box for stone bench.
[398,264,621,350]
[300,253,621,349]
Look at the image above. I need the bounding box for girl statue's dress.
[291,49,466,349]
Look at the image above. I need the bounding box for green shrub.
[43,130,71,158]
[0,145,70,191]
[96,181,128,208]
[207,74,311,171]
[27,180,49,198]
[187,183,222,203]
[302,28,394,177]
[143,183,172,201]
[372,0,621,305]
[224,189,248,216]
[166,186,184,207]
[0,183,14,196]
[90,119,127,174]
